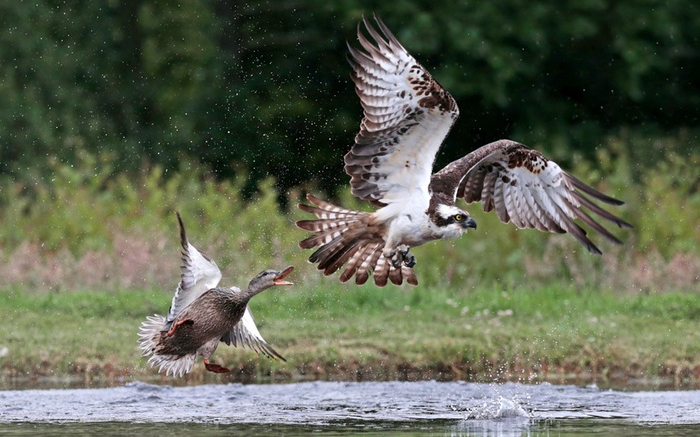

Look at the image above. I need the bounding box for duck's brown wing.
[220,306,285,361]
[164,213,222,331]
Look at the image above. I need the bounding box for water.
[1,381,699,435]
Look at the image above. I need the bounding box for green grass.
[2,284,699,387]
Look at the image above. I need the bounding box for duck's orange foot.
[166,319,194,336]
[204,360,230,374]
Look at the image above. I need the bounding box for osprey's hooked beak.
[273,266,294,286]
[461,217,477,229]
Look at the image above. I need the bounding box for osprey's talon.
[387,249,403,269]
[396,245,412,267]
[404,252,416,268]
[388,245,412,269]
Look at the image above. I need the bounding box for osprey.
[297,16,632,287]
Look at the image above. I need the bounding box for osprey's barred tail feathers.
[138,314,196,377]
[296,194,417,286]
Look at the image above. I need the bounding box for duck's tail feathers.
[138,314,196,377]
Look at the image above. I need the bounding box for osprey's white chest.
[389,213,434,247]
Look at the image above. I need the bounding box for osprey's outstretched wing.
[344,15,459,207]
[220,306,286,361]
[163,212,222,330]
[429,140,633,254]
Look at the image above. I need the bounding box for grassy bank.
[2,284,699,388]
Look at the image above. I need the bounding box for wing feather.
[373,255,390,287]
[430,140,632,254]
[345,15,459,207]
[529,187,565,232]
[164,213,222,330]
[505,177,527,229]
[481,167,499,214]
[356,242,383,285]
[220,306,285,361]
[389,264,403,285]
[340,242,375,283]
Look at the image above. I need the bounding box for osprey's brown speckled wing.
[430,140,633,254]
[344,15,459,207]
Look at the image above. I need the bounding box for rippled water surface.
[1,381,699,435]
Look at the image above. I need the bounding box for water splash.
[464,395,531,420]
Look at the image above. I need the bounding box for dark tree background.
[1,0,698,196]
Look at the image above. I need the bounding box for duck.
[138,212,294,377]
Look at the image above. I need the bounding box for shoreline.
[3,356,698,391]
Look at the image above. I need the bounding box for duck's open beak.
[273,266,294,286]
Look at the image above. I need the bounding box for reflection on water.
[2,421,700,437]
[1,381,700,436]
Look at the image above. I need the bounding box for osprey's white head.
[432,204,477,239]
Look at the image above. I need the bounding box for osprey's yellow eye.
[454,214,464,221]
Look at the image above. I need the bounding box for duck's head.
[247,266,295,293]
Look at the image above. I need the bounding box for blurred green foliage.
[0,136,697,293]
[0,1,698,194]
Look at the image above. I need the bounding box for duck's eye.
[454,214,464,221]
